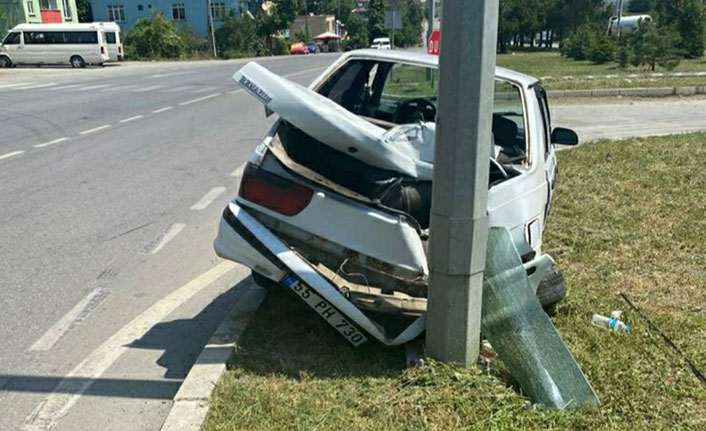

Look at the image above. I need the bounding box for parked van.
[98,22,123,61]
[607,14,652,37]
[0,23,109,68]
[370,37,392,50]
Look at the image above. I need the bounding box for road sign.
[428,29,440,55]
[385,9,403,30]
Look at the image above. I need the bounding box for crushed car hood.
[233,62,434,180]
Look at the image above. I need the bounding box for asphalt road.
[0,54,338,431]
[1,55,705,431]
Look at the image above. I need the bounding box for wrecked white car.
[214,50,579,346]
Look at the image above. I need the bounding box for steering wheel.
[490,157,509,180]
[394,98,437,123]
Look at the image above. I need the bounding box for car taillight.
[239,167,313,216]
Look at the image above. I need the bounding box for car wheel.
[536,267,567,315]
[70,55,86,68]
[0,56,11,68]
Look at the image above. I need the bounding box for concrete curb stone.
[159,280,267,431]
[548,86,706,99]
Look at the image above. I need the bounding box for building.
[1,0,78,35]
[88,0,242,37]
[289,14,335,42]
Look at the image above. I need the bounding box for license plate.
[282,274,368,346]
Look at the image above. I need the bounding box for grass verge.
[496,51,706,90]
[204,132,706,431]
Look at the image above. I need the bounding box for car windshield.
[316,59,526,161]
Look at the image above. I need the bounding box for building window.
[62,0,71,18]
[27,1,35,15]
[107,4,125,21]
[137,4,143,11]
[210,2,226,19]
[39,0,58,9]
[171,3,185,20]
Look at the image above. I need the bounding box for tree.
[367,0,386,39]
[391,0,424,47]
[629,20,681,70]
[76,0,92,22]
[123,13,186,59]
[651,0,705,58]
[343,13,368,50]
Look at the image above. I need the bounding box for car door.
[1,31,24,64]
[534,85,556,220]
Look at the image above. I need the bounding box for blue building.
[89,0,248,37]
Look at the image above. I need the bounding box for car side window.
[533,86,552,156]
[493,80,527,164]
[3,32,21,45]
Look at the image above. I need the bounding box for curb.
[159,280,267,431]
[547,86,706,99]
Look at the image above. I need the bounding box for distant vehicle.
[370,37,391,50]
[607,14,652,37]
[306,43,319,54]
[0,23,109,68]
[98,22,123,62]
[290,42,308,55]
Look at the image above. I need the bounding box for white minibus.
[0,23,109,68]
[98,22,123,62]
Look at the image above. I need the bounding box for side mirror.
[551,127,579,146]
[265,106,274,118]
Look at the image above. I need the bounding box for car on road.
[215,50,579,345]
[370,37,392,50]
[306,43,319,54]
[289,42,308,55]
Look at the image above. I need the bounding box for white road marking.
[190,186,227,211]
[75,84,111,91]
[230,163,246,177]
[179,92,221,106]
[283,66,327,78]
[14,82,58,90]
[118,115,143,123]
[21,260,239,431]
[28,287,104,352]
[131,85,164,93]
[79,125,111,135]
[162,85,195,93]
[228,89,243,95]
[146,70,193,79]
[190,86,218,94]
[152,106,173,114]
[146,223,186,255]
[49,84,81,91]
[0,82,31,89]
[101,84,137,92]
[35,137,69,148]
[0,150,25,160]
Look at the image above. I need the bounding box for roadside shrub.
[586,33,615,64]
[629,21,681,71]
[615,38,630,68]
[177,27,209,57]
[561,25,595,60]
[215,15,266,59]
[270,37,289,55]
[124,13,185,59]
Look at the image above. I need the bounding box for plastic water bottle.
[592,314,631,333]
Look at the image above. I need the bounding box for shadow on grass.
[228,289,410,380]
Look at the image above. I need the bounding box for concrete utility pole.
[616,0,624,38]
[425,0,499,365]
[207,0,218,57]
[427,0,435,44]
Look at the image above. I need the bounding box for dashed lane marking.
[75,84,111,91]
[144,223,186,255]
[79,125,111,135]
[28,287,105,352]
[230,163,246,177]
[21,260,240,431]
[131,85,164,93]
[190,187,227,211]
[152,106,173,114]
[118,115,143,123]
[49,84,81,91]
[179,92,221,106]
[0,150,25,160]
[35,137,69,148]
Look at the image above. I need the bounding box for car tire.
[536,267,567,314]
[0,56,11,68]
[70,55,86,68]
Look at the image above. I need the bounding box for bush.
[615,38,630,68]
[215,15,266,59]
[628,21,681,71]
[270,37,289,56]
[177,27,209,57]
[586,33,615,64]
[561,25,595,60]
[124,13,186,59]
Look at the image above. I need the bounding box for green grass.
[496,51,706,90]
[203,132,706,431]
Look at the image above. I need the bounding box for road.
[0,54,337,431]
[1,55,705,431]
